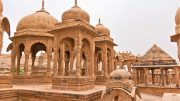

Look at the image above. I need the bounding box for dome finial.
[98,18,101,25]
[41,0,45,11]
[75,0,78,7]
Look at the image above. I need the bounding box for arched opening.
[59,37,75,76]
[81,38,90,76]
[114,95,119,101]
[123,65,128,71]
[17,43,25,75]
[81,52,86,76]
[0,17,10,54]
[30,42,47,76]
[97,52,102,72]
[95,47,102,76]
[65,51,70,76]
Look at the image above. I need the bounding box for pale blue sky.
[1,0,180,60]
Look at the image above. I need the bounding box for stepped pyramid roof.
[135,44,177,66]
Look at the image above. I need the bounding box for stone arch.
[60,37,75,76]
[123,65,128,71]
[0,17,10,36]
[15,43,25,75]
[81,37,91,47]
[95,46,102,75]
[30,42,47,67]
[81,38,91,76]
[97,51,103,71]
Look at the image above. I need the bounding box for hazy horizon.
[1,0,180,60]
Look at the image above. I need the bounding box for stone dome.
[95,19,110,35]
[62,5,90,23]
[16,10,58,31]
[0,0,3,15]
[110,68,131,80]
[175,7,180,25]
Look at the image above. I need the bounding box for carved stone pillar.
[144,68,149,86]
[24,51,30,76]
[160,68,164,86]
[139,69,142,83]
[76,45,81,77]
[16,54,21,75]
[11,50,16,75]
[90,44,95,78]
[133,68,137,84]
[151,69,155,85]
[102,47,108,78]
[165,69,168,85]
[175,67,180,88]
[94,53,97,76]
[137,69,140,84]
[53,49,58,76]
[69,51,74,74]
[59,44,64,76]
[46,52,52,76]
[31,55,35,67]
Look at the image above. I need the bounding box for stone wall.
[0,89,102,101]
[138,86,180,96]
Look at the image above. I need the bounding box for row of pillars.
[53,43,95,78]
[11,50,52,76]
[134,68,173,86]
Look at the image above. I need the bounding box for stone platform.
[0,75,12,88]
[52,76,95,91]
[13,75,52,84]
[0,84,105,101]
[137,85,180,96]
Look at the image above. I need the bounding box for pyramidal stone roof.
[140,44,177,65]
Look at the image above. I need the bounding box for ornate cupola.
[95,18,110,36]
[61,0,90,23]
[16,0,58,32]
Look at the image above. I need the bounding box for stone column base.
[52,76,95,91]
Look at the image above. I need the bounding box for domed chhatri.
[95,18,110,35]
[62,0,90,23]
[107,68,135,93]
[16,1,57,31]
[110,68,131,80]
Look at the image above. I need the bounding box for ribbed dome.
[16,10,58,31]
[110,68,131,80]
[0,0,3,15]
[95,19,110,35]
[175,7,180,25]
[96,24,110,35]
[62,6,90,23]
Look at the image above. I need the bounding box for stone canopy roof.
[135,44,177,66]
